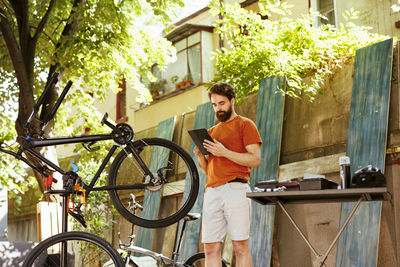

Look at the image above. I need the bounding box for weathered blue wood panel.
[335,38,393,267]
[249,76,286,267]
[0,188,7,241]
[135,117,176,250]
[179,102,215,262]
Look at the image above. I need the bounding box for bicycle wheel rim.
[22,231,123,267]
[108,138,199,228]
[184,252,228,267]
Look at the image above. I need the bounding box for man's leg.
[232,240,252,267]
[204,242,223,267]
[225,183,252,266]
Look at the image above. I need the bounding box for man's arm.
[193,146,208,174]
[203,139,261,168]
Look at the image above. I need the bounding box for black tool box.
[299,178,338,190]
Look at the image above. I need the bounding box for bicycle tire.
[22,231,123,267]
[108,137,199,228]
[184,252,228,267]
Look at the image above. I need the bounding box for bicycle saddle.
[185,213,201,221]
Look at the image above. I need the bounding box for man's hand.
[193,146,202,157]
[193,146,208,174]
[203,139,227,157]
[203,139,261,168]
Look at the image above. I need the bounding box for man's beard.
[216,106,233,122]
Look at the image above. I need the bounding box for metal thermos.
[339,156,351,189]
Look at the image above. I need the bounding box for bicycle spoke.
[122,146,145,177]
[109,138,198,228]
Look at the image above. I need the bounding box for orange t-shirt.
[206,115,262,188]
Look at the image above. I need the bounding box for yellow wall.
[132,85,210,132]
[99,89,117,121]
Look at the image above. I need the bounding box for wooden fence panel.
[135,117,176,250]
[335,38,393,267]
[249,76,286,267]
[178,102,215,262]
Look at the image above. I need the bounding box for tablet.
[188,128,214,155]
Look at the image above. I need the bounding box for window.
[165,31,202,90]
[311,0,336,27]
[151,24,214,94]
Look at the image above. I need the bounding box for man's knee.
[232,240,250,256]
[204,242,223,256]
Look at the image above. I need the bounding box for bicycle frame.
[0,72,158,197]
[117,196,199,267]
[1,131,153,196]
[120,243,187,267]
[19,134,113,175]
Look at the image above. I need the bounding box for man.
[193,82,262,267]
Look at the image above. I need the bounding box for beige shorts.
[201,182,252,243]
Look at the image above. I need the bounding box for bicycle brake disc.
[143,174,162,192]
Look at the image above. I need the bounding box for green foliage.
[0,111,36,195]
[0,0,182,240]
[71,159,116,239]
[150,79,167,93]
[210,0,389,101]
[171,75,179,84]
[392,1,400,13]
[0,0,183,193]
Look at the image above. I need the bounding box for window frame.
[116,78,128,123]
[174,31,203,83]
[310,0,337,27]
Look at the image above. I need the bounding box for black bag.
[351,166,386,188]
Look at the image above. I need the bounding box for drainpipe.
[219,0,224,49]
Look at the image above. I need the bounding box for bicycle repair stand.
[45,170,84,266]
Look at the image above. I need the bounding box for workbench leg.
[278,197,363,267]
[276,201,320,257]
[319,197,363,266]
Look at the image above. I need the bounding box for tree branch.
[0,6,33,138]
[47,0,84,80]
[0,0,14,16]
[30,25,56,46]
[10,0,30,55]
[32,0,56,44]
[0,8,29,94]
[27,0,56,79]
[52,18,68,36]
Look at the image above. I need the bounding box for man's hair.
[208,82,236,101]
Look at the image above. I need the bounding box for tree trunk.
[0,0,81,194]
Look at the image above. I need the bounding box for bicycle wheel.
[108,137,199,228]
[22,231,123,267]
[184,252,228,267]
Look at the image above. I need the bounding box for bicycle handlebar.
[24,72,74,136]
[44,80,72,123]
[24,72,59,129]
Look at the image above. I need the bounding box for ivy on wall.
[210,0,389,101]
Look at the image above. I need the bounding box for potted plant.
[182,73,194,87]
[149,79,166,97]
[171,75,180,90]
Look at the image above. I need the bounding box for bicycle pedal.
[69,209,87,228]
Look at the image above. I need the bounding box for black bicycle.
[1,72,199,229]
